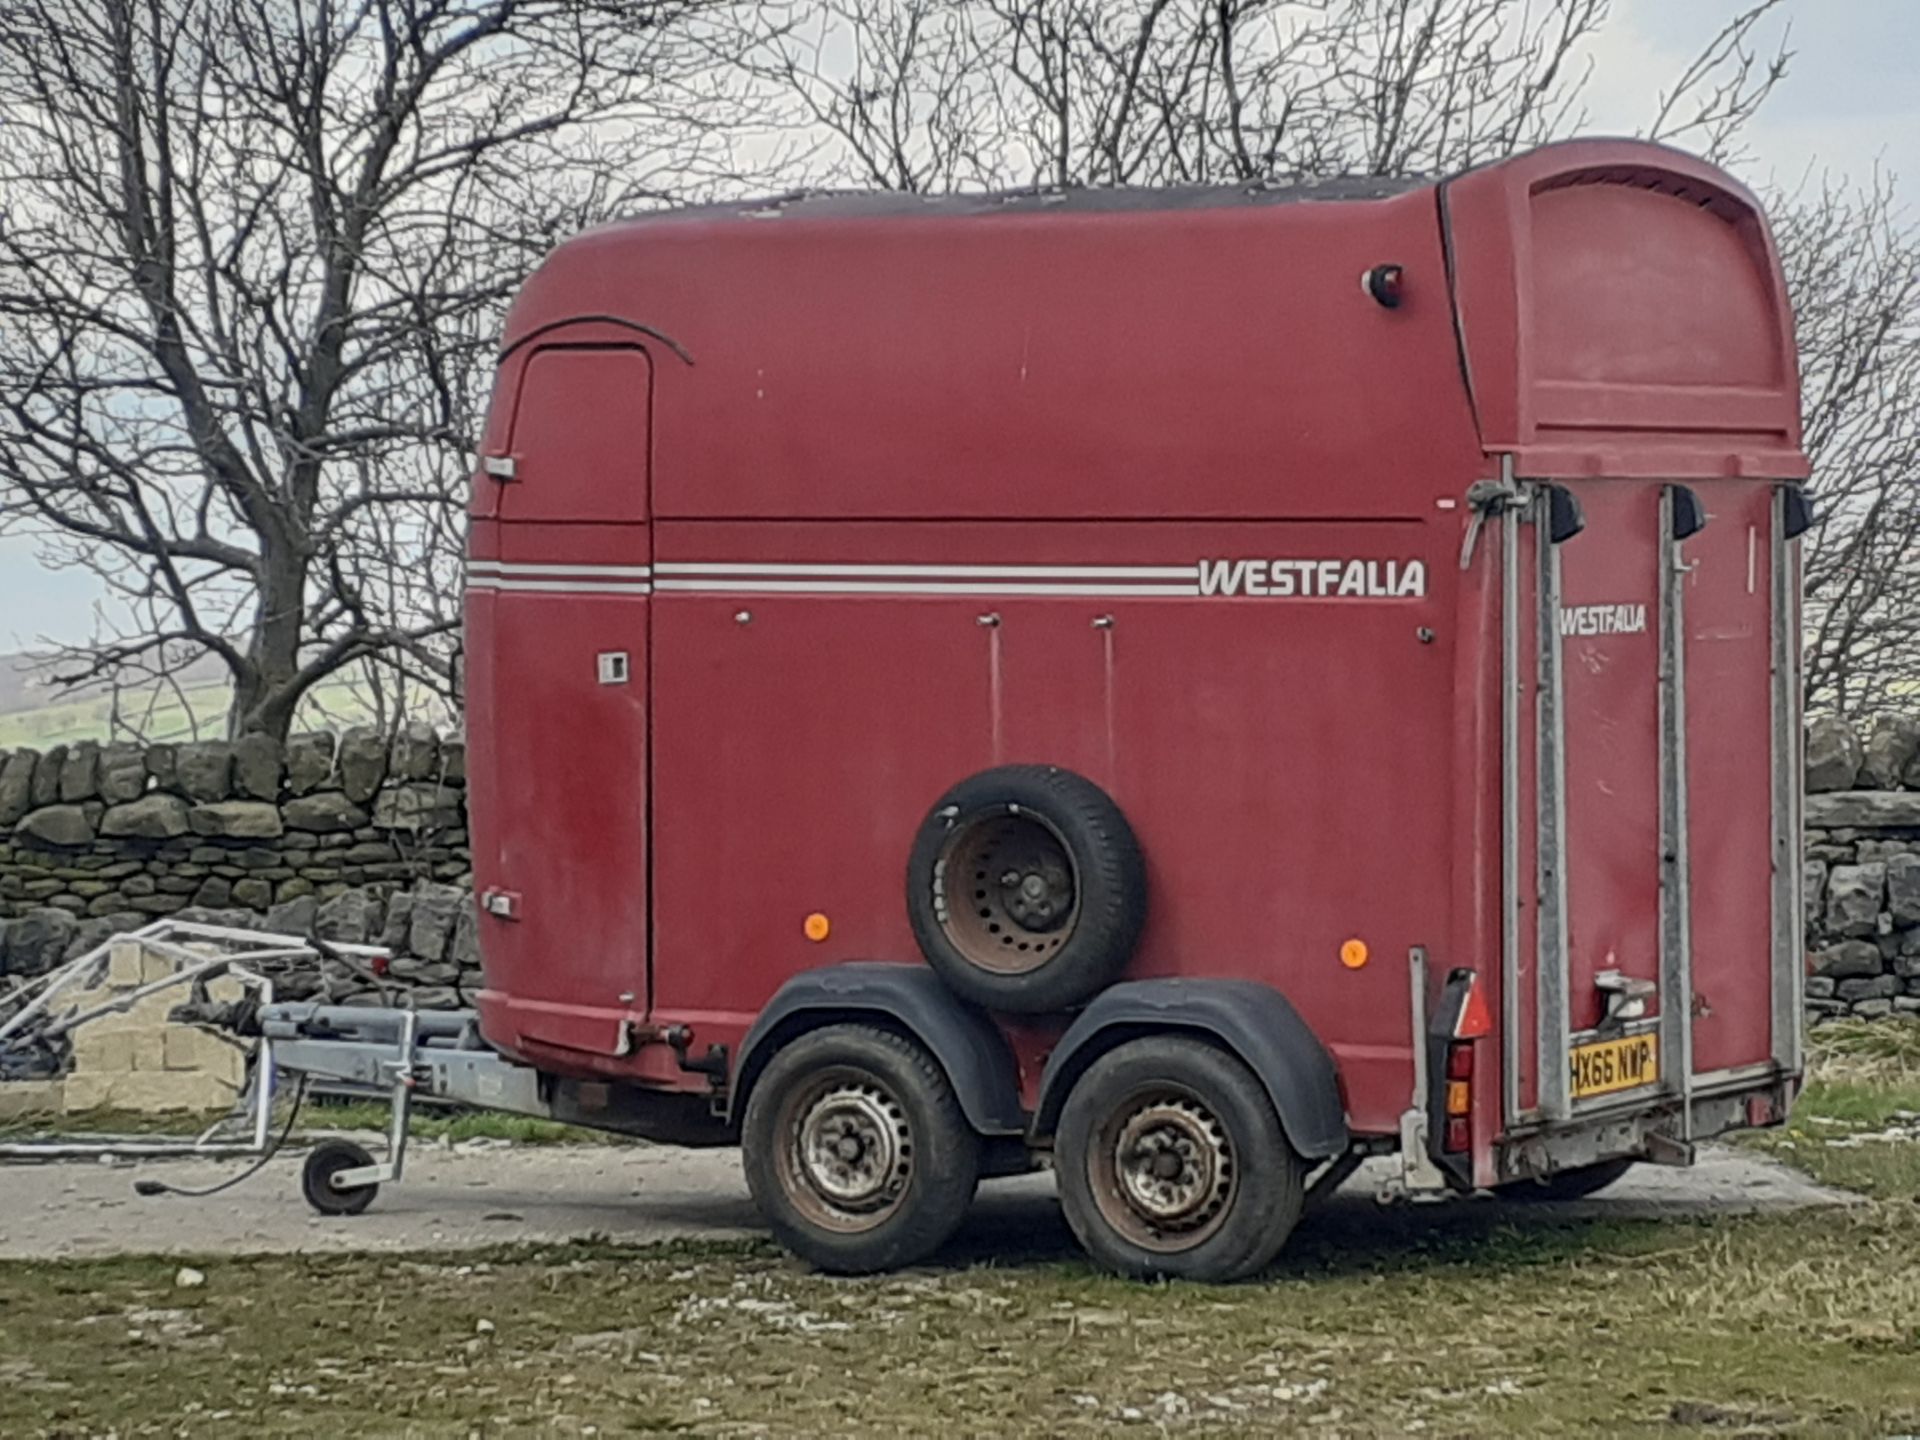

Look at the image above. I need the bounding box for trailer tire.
[1056,1036,1304,1282]
[1500,1158,1635,1203]
[907,765,1145,1014]
[741,1023,981,1274]
[301,1139,379,1217]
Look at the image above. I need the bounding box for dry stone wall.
[1803,714,1920,1024]
[8,716,1920,1028]
[0,726,477,1004]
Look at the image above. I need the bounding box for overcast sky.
[2,0,1914,653]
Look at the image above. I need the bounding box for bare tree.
[740,1,1788,192]
[1776,173,1920,717]
[0,0,741,740]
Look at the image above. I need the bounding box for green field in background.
[0,677,382,749]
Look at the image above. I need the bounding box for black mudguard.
[1032,979,1349,1160]
[728,963,1026,1136]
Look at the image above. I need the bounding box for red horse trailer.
[460,138,1810,1280]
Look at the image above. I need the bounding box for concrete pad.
[0,1139,1855,1263]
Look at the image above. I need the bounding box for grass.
[1736,1016,1920,1199]
[1,1036,1916,1436]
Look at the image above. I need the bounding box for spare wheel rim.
[935,809,1081,976]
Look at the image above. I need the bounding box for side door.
[467,343,654,1059]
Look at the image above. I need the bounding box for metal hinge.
[1458,472,1528,570]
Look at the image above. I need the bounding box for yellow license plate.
[1570,1033,1660,1100]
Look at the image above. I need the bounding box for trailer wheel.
[907,765,1145,1014]
[1056,1036,1303,1282]
[1501,1158,1635,1203]
[742,1024,981,1274]
[301,1139,379,1217]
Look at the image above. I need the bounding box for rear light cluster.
[1441,973,1491,1155]
[1443,1041,1473,1153]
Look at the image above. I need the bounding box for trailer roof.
[618,175,1426,227]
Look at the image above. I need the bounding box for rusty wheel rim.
[934,809,1080,976]
[774,1066,914,1234]
[1086,1083,1236,1252]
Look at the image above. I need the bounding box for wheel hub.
[939,814,1081,974]
[795,1084,910,1211]
[1112,1099,1232,1231]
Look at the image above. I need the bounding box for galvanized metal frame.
[1769,485,1806,1079]
[1534,484,1573,1125]
[1498,460,1526,1127]
[1656,485,1698,1139]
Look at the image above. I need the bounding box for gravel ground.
[0,1138,1853,1262]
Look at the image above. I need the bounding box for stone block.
[441,740,466,784]
[1862,712,1920,789]
[282,792,371,833]
[1811,940,1883,979]
[389,721,440,781]
[188,801,284,840]
[1887,854,1920,928]
[373,781,461,833]
[265,894,317,934]
[1853,999,1895,1019]
[96,742,147,803]
[232,732,283,800]
[1825,863,1887,938]
[126,894,189,916]
[232,878,273,910]
[1805,791,1920,829]
[1837,975,1899,1002]
[30,744,66,807]
[145,743,178,789]
[4,909,79,977]
[15,804,95,847]
[337,727,388,804]
[106,1070,239,1114]
[161,1026,246,1082]
[59,1072,119,1114]
[316,889,384,945]
[191,877,233,908]
[106,940,146,986]
[70,1026,164,1074]
[175,741,235,802]
[0,749,38,825]
[0,1079,62,1121]
[408,882,467,960]
[100,793,192,839]
[57,742,100,802]
[1804,975,1836,998]
[381,890,414,951]
[286,732,336,795]
[1806,716,1864,793]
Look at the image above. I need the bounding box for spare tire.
[906,765,1146,1014]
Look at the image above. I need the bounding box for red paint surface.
[463,139,1804,1155]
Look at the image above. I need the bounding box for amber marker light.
[1339,938,1369,969]
[804,913,831,942]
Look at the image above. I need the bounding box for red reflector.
[370,954,390,977]
[1443,1116,1470,1153]
[1445,1043,1474,1081]
[1454,976,1493,1039]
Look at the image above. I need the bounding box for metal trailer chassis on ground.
[0,923,567,1213]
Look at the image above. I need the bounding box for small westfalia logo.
[1196,558,1427,599]
[1559,603,1648,637]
